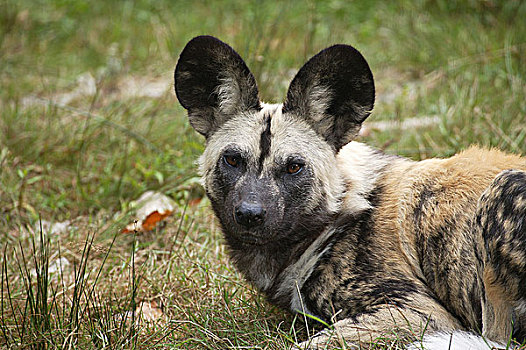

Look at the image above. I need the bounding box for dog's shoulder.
[336,141,408,214]
[340,145,526,213]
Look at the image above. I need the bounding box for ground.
[1,1,525,348]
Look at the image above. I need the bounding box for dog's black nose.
[234,201,265,228]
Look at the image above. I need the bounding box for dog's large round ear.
[283,45,375,151]
[175,36,260,138]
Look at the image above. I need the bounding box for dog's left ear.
[283,45,375,151]
[174,36,260,138]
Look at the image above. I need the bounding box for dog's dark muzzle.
[234,200,266,229]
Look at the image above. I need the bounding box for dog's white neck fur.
[337,142,394,214]
[275,224,336,315]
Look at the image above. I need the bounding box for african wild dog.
[174,35,526,348]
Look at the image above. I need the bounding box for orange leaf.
[123,191,176,233]
[141,210,172,231]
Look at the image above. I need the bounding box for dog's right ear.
[283,45,375,151]
[175,36,261,138]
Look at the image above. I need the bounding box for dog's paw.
[292,328,359,349]
[293,332,331,349]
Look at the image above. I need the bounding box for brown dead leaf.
[123,191,176,233]
[136,300,164,324]
[141,210,172,231]
[188,197,202,207]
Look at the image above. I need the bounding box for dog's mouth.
[238,234,269,246]
[227,228,276,246]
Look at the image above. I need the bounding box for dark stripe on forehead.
[258,114,272,173]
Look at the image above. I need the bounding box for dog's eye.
[286,163,303,175]
[224,154,240,168]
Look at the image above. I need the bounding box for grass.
[1,0,525,348]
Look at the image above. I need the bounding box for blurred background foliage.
[0,0,524,234]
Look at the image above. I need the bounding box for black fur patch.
[412,185,438,227]
[475,170,526,341]
[479,171,526,295]
[258,114,272,173]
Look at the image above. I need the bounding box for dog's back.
[335,143,526,334]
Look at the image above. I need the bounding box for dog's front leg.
[294,302,460,349]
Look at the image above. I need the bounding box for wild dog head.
[174,35,374,271]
